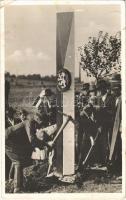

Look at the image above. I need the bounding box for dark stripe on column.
[56,13,63,175]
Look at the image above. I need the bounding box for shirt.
[102,93,108,104]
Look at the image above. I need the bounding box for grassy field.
[9,83,82,108]
[9,85,56,108]
[7,85,122,193]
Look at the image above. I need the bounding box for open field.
[9,85,56,108]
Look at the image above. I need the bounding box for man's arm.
[24,119,36,144]
[5,121,25,140]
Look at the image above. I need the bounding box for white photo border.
[0,0,125,199]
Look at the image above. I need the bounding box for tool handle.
[52,116,70,144]
[58,110,76,124]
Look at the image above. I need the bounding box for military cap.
[110,73,121,89]
[81,83,90,91]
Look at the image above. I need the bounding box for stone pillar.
[56,12,75,176]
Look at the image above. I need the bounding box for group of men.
[75,74,122,176]
[5,73,122,193]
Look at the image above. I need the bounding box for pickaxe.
[46,111,76,176]
[82,128,101,166]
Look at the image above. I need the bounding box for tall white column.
[56,12,75,176]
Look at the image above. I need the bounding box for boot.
[13,163,23,193]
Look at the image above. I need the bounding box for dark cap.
[110,73,121,89]
[96,80,108,90]
[44,89,53,96]
[111,73,121,81]
[81,83,90,91]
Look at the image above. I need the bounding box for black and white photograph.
[0,0,125,198]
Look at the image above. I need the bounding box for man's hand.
[94,105,101,111]
[47,141,54,148]
[36,129,45,141]
[90,136,94,146]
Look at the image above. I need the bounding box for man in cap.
[77,83,98,173]
[95,79,115,166]
[77,103,97,173]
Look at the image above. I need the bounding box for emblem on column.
[57,68,71,92]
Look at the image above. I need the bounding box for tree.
[78,31,121,81]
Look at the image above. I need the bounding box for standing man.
[76,83,90,163]
[108,74,122,175]
[77,83,98,173]
[95,79,115,166]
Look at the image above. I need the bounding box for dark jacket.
[96,93,116,127]
[5,117,21,129]
[5,119,51,153]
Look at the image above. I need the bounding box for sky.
[5,5,121,77]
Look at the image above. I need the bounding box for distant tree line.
[5,72,56,81]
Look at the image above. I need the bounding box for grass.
[6,163,122,193]
[9,86,56,108]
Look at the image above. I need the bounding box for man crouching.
[5,111,55,193]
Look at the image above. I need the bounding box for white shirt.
[116,98,119,107]
[102,93,107,103]
[8,119,14,126]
